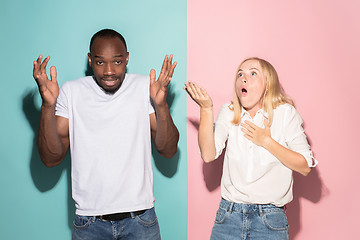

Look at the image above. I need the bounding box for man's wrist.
[41,103,56,111]
[153,101,169,109]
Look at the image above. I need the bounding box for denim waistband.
[219,198,286,214]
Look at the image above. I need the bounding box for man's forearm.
[153,104,179,158]
[38,105,67,167]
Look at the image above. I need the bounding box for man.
[33,29,179,240]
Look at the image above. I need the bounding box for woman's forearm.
[198,107,216,162]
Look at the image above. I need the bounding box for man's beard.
[93,76,123,95]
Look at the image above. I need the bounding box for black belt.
[96,209,146,221]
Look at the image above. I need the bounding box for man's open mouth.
[102,78,119,86]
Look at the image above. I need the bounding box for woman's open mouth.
[241,87,248,96]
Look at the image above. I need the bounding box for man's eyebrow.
[113,54,125,58]
[94,54,124,58]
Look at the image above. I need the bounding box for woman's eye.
[251,72,257,76]
[238,73,243,77]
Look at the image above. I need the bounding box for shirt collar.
[241,107,269,119]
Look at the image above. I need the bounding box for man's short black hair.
[89,29,127,52]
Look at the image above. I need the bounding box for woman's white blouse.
[214,103,317,207]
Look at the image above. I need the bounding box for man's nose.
[104,64,115,75]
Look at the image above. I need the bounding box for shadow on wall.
[188,117,224,192]
[287,168,326,239]
[22,89,75,231]
[188,117,327,239]
[287,132,328,239]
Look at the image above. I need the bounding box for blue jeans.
[72,208,161,240]
[210,198,289,240]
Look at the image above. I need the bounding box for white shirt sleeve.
[214,104,233,159]
[55,83,69,119]
[149,98,155,115]
[284,106,318,167]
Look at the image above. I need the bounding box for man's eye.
[96,61,103,65]
[115,61,122,65]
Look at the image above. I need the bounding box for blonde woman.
[185,57,317,240]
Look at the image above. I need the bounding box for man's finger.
[37,55,43,65]
[159,55,168,76]
[168,54,173,64]
[168,54,174,72]
[50,66,57,83]
[33,61,39,79]
[33,55,43,79]
[168,61,177,79]
[150,69,156,84]
[40,56,50,75]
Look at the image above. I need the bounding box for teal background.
[0,0,187,239]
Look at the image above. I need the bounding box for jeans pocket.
[135,208,158,227]
[214,207,227,224]
[262,210,289,231]
[73,215,94,229]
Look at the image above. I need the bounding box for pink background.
[187,0,360,239]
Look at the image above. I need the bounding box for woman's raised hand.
[184,82,213,110]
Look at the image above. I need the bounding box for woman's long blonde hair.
[232,57,294,125]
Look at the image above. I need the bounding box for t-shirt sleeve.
[284,106,318,167]
[149,98,155,114]
[55,83,69,119]
[214,104,233,159]
[146,75,155,115]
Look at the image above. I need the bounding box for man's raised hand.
[150,54,177,107]
[33,55,59,108]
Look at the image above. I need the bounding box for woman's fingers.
[186,82,204,97]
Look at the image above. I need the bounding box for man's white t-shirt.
[56,74,155,216]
